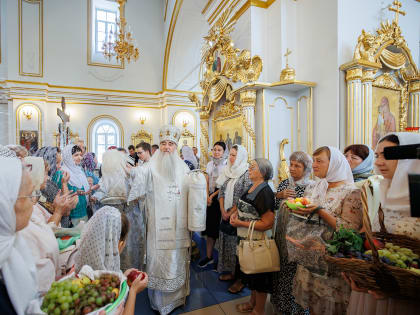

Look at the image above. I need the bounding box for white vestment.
[128,160,193,315]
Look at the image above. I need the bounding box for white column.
[345,67,363,146]
[240,90,256,160]
[362,69,375,146]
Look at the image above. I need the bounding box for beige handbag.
[238,221,281,274]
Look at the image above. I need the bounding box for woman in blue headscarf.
[344,144,374,182]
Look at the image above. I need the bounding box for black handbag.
[219,219,237,236]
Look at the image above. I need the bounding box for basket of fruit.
[39,266,129,315]
[324,191,420,299]
[285,197,311,211]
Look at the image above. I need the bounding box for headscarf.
[34,146,60,177]
[181,146,198,169]
[23,156,45,191]
[216,145,248,210]
[0,145,17,158]
[352,145,374,176]
[377,132,420,215]
[308,146,354,204]
[82,152,96,172]
[61,144,90,194]
[75,206,121,273]
[288,151,313,187]
[0,158,37,315]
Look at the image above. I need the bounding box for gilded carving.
[346,68,363,81]
[373,73,400,90]
[362,70,376,82]
[409,80,420,93]
[214,101,241,119]
[240,90,257,107]
[131,129,153,145]
[240,113,256,143]
[278,139,290,183]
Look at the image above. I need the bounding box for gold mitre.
[159,124,181,144]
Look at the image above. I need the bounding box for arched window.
[90,118,121,163]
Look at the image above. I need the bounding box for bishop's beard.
[151,149,185,184]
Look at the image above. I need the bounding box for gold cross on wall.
[284,48,292,67]
[388,0,405,24]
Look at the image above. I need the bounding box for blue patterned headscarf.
[34,146,60,177]
[352,145,374,175]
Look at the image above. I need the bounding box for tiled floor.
[134,232,274,315]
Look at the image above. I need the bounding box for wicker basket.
[325,183,420,299]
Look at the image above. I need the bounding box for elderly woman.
[216,145,251,293]
[344,144,374,183]
[275,151,313,207]
[286,146,363,315]
[230,158,275,315]
[0,157,38,315]
[346,133,420,315]
[272,152,313,315]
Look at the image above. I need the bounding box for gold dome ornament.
[280,48,296,81]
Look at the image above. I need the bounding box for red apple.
[364,238,384,250]
[127,270,143,286]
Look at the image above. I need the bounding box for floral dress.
[291,182,363,315]
[216,171,252,274]
[271,178,310,315]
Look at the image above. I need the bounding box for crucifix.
[284,48,292,68]
[57,97,70,150]
[388,0,405,24]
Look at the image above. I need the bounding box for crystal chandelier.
[102,0,139,64]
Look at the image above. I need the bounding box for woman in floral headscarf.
[81,152,99,185]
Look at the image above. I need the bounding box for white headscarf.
[181,146,198,169]
[0,145,17,158]
[216,145,249,210]
[374,132,420,235]
[23,156,45,191]
[61,144,90,193]
[75,206,122,273]
[0,158,37,315]
[308,146,354,203]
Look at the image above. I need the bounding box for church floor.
[133,233,275,314]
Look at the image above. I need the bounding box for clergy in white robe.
[128,124,205,315]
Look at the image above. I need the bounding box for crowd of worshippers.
[1,129,420,315]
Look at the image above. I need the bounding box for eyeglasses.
[17,191,41,203]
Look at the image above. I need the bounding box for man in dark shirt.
[128,145,139,165]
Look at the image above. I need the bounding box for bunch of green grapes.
[41,279,81,315]
[365,242,420,269]
[41,274,120,315]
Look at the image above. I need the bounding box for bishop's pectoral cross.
[388,0,405,24]
[284,48,292,68]
[57,97,70,149]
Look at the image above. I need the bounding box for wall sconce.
[22,106,33,120]
[182,119,190,128]
[139,115,147,125]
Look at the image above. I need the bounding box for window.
[91,118,121,163]
[95,8,117,53]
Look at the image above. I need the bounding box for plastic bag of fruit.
[27,265,128,315]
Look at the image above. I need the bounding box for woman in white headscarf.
[346,132,420,315]
[58,144,91,226]
[181,146,198,170]
[285,146,363,315]
[216,145,252,292]
[0,157,38,315]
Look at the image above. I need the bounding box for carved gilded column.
[199,113,210,169]
[409,79,420,129]
[240,90,256,160]
[345,68,363,145]
[361,69,375,146]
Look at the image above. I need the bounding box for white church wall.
[295,0,340,149]
[5,0,164,92]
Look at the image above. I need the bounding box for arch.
[172,109,197,147]
[15,102,43,149]
[87,115,124,161]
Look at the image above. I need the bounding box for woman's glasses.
[17,191,41,203]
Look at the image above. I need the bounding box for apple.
[364,238,384,250]
[127,270,145,286]
[301,198,310,206]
